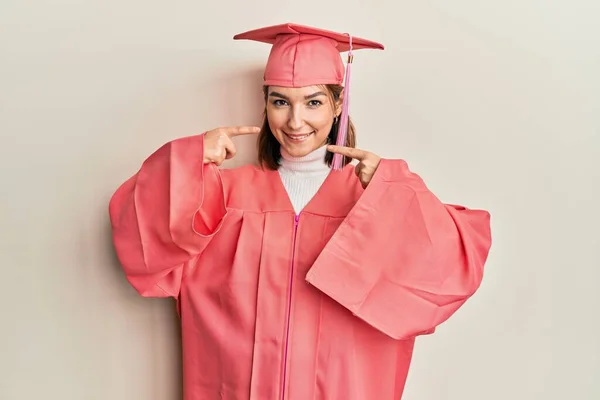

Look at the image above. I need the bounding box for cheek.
[266,109,286,130]
[311,111,334,136]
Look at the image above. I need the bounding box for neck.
[279,145,330,174]
[277,145,331,214]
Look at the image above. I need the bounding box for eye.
[272,99,288,107]
[307,100,323,107]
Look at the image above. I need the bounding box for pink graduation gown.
[109,133,492,400]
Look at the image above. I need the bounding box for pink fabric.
[233,23,383,88]
[109,133,492,399]
[332,36,353,170]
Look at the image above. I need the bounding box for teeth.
[288,133,311,140]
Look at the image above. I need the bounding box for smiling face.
[265,85,341,158]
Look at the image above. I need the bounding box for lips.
[285,131,314,141]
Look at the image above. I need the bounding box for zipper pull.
[294,215,299,226]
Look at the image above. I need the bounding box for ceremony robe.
[109,133,492,400]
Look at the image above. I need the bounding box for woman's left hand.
[327,145,382,189]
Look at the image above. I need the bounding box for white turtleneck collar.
[279,145,330,175]
[277,145,331,214]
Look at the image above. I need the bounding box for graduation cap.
[234,23,384,169]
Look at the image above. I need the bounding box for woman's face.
[266,85,340,157]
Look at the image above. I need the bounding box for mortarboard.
[233,23,384,169]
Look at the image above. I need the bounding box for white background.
[1,1,598,399]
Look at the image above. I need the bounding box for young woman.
[109,23,492,400]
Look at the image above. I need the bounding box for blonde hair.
[257,84,356,170]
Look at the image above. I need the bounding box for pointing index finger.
[327,145,369,161]
[226,126,261,138]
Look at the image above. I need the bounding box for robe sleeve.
[108,133,227,298]
[305,159,492,340]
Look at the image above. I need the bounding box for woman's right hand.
[203,126,261,165]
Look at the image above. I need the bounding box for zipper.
[281,213,299,400]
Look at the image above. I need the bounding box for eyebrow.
[269,91,327,100]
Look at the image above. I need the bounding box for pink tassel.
[332,35,353,171]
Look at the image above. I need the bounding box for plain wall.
[1,1,598,399]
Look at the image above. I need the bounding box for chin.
[284,142,317,158]
[284,148,308,158]
[282,137,327,157]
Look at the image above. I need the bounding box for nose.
[286,106,304,131]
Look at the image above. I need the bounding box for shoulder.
[375,159,427,190]
[220,163,268,185]
[219,164,287,212]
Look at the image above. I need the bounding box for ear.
[335,91,343,116]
